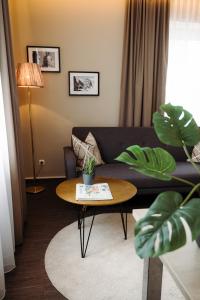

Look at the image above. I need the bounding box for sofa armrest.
[63,146,77,179]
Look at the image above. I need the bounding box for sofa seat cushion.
[95,162,199,190]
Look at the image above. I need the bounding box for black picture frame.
[68,71,100,96]
[27,46,61,73]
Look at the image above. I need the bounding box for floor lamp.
[16,62,45,194]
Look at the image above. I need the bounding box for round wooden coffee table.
[56,176,137,257]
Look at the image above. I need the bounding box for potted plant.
[116,103,200,258]
[82,157,96,185]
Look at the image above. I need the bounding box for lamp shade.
[16,62,44,88]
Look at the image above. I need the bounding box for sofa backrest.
[72,127,188,163]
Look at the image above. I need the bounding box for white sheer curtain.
[0,76,15,300]
[166,0,200,124]
[0,2,15,299]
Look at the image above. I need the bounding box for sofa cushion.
[72,135,94,169]
[72,127,189,163]
[85,132,105,165]
[95,162,199,192]
[191,142,200,162]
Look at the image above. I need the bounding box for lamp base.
[26,185,45,194]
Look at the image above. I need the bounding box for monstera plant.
[116,103,200,258]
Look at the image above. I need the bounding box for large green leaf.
[153,103,200,147]
[135,191,200,258]
[115,145,176,181]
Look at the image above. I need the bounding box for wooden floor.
[4,179,153,300]
[5,179,74,300]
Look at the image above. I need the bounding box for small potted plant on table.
[82,157,96,185]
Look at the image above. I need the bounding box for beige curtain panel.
[2,0,26,245]
[119,0,170,127]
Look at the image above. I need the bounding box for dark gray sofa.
[64,127,199,195]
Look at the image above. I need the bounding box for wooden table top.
[56,176,137,206]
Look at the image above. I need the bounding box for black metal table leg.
[77,207,82,230]
[120,212,128,240]
[78,206,95,258]
[77,206,128,257]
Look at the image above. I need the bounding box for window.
[166,0,200,124]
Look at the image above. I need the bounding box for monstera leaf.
[153,103,200,147]
[115,145,176,181]
[135,191,200,258]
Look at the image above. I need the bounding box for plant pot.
[82,173,94,185]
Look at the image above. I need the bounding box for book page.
[76,183,113,200]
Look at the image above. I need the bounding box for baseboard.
[25,176,66,180]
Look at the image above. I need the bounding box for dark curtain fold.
[2,0,26,245]
[119,0,170,127]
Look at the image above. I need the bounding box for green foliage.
[83,157,95,175]
[116,145,176,181]
[116,103,200,258]
[135,191,200,258]
[153,103,200,147]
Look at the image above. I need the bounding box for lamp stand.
[26,87,45,194]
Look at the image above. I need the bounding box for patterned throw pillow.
[85,132,105,165]
[191,142,200,162]
[72,135,95,169]
[72,132,105,169]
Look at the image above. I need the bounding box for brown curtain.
[119,0,170,127]
[1,0,26,245]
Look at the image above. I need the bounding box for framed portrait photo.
[27,46,60,72]
[68,71,100,96]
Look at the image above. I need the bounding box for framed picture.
[27,46,60,72]
[68,71,100,96]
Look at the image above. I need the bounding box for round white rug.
[45,213,184,300]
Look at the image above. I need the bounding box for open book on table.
[76,183,113,201]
